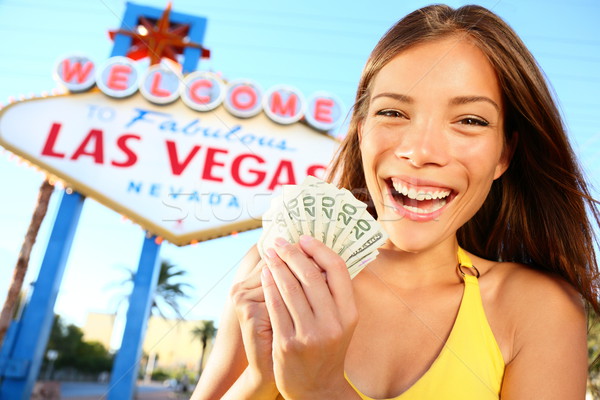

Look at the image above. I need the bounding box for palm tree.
[152,260,193,319]
[191,320,217,378]
[112,260,192,319]
[0,179,53,347]
[588,310,600,396]
[109,260,193,382]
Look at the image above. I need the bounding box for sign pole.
[0,190,84,400]
[107,234,161,400]
[107,5,203,398]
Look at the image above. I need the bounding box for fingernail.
[300,235,313,245]
[265,248,277,259]
[274,237,289,247]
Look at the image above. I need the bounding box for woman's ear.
[494,130,518,179]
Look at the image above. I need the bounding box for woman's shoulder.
[475,255,587,364]
[481,257,584,311]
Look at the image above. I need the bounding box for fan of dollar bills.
[258,176,389,279]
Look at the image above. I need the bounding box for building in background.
[83,312,213,374]
[82,312,115,351]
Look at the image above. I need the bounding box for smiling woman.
[359,36,508,244]
[191,4,600,400]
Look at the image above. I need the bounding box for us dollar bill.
[259,195,297,257]
[331,192,368,253]
[259,176,388,278]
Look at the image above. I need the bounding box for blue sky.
[0,0,599,346]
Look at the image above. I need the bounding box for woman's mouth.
[385,177,455,221]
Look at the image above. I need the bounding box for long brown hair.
[328,5,600,313]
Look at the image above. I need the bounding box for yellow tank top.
[346,248,505,399]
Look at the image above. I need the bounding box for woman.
[192,4,600,399]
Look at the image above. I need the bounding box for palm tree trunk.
[0,179,54,347]
[198,340,207,378]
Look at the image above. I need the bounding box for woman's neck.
[366,238,462,289]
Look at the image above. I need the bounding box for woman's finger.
[271,238,339,321]
[231,285,265,312]
[264,246,317,324]
[260,256,295,339]
[298,235,357,326]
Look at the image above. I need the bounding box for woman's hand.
[261,235,360,400]
[230,259,279,398]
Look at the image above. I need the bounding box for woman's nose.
[393,120,450,168]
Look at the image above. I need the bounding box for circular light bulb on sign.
[54,55,96,93]
[139,64,183,105]
[181,71,226,111]
[96,56,139,98]
[305,92,345,132]
[262,85,305,125]
[224,79,263,118]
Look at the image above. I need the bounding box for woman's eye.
[459,117,489,126]
[376,109,404,118]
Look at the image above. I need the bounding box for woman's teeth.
[389,179,452,215]
[391,180,451,201]
[402,199,447,214]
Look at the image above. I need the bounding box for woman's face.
[359,36,509,253]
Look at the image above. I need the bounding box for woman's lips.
[384,177,456,221]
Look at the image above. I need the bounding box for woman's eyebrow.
[450,95,500,112]
[371,93,500,113]
[371,92,414,103]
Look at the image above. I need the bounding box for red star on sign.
[108,2,210,66]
